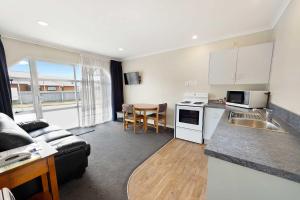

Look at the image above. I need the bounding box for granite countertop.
[205,101,226,109]
[204,105,300,183]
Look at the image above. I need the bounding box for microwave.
[226,91,269,109]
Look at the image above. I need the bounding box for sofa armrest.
[18,120,49,133]
[0,113,34,152]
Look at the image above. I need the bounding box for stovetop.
[177,101,206,106]
[177,92,208,107]
[181,101,192,104]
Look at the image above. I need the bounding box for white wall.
[2,37,112,71]
[2,38,80,66]
[123,31,273,127]
[269,0,300,115]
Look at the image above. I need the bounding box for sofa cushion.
[34,130,73,143]
[0,113,34,152]
[28,125,62,138]
[18,120,49,133]
[49,135,90,156]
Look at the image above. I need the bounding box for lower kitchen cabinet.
[204,107,225,142]
[207,157,300,200]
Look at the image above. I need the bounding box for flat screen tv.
[124,72,141,85]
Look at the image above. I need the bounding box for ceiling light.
[37,21,48,26]
[192,35,198,40]
[118,48,124,51]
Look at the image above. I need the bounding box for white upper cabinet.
[209,48,238,85]
[209,42,273,85]
[235,42,273,84]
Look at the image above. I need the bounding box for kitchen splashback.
[270,103,300,131]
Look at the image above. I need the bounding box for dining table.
[133,104,158,132]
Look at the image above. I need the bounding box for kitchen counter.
[204,106,300,183]
[204,101,226,109]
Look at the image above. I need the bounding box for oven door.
[176,105,203,131]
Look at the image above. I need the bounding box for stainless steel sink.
[228,111,287,133]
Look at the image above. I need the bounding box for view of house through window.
[8,59,36,122]
[8,59,82,129]
[36,61,81,129]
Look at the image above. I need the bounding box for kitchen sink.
[228,111,287,133]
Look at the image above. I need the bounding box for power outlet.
[185,80,198,87]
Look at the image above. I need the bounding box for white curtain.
[80,54,112,127]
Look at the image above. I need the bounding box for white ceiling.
[0,0,290,60]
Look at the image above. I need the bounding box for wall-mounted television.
[124,72,141,85]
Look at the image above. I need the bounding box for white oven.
[176,105,203,131]
[175,92,208,144]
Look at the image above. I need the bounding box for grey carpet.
[68,127,96,136]
[60,122,173,200]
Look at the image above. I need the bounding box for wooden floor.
[127,139,207,200]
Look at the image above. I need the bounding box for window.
[8,59,36,122]
[47,86,57,91]
[36,61,81,129]
[8,58,111,128]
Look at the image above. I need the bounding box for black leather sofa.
[0,113,91,199]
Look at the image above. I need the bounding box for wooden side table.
[0,142,59,200]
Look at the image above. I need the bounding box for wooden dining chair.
[122,104,143,133]
[147,103,167,133]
